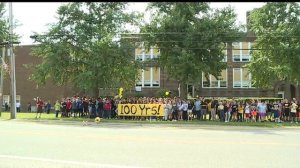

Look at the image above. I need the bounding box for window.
[202,69,227,88]
[187,84,194,97]
[233,68,255,88]
[232,42,252,62]
[3,95,9,106]
[135,47,160,61]
[2,95,21,105]
[152,68,160,87]
[135,67,160,87]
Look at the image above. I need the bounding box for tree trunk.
[179,82,187,99]
[284,80,291,100]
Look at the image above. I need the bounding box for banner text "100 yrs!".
[117,104,164,116]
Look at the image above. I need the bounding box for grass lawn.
[0,112,299,128]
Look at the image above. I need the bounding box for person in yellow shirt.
[54,100,61,118]
[237,101,244,122]
[207,101,212,121]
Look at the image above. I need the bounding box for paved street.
[0,120,300,168]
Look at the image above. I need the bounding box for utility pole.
[9,2,16,119]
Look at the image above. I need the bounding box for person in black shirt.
[282,99,290,122]
[201,100,208,121]
[272,101,280,123]
[231,100,238,122]
[266,100,273,121]
[187,100,194,120]
[61,98,67,117]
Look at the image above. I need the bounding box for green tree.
[246,2,300,88]
[0,2,19,79]
[29,2,142,96]
[140,2,242,98]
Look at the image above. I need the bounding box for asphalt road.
[0,120,300,168]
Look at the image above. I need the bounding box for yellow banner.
[118,104,164,116]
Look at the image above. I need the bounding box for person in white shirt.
[244,102,251,122]
[290,100,298,123]
[16,101,21,112]
[180,100,188,121]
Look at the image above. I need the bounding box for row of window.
[135,42,254,62]
[202,68,254,88]
[136,68,254,88]
[2,95,21,105]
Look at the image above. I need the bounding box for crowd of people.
[34,96,117,119]
[33,96,300,123]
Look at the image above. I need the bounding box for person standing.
[282,99,290,122]
[71,98,77,117]
[187,100,194,121]
[218,101,225,122]
[46,101,51,114]
[272,101,280,123]
[201,99,208,121]
[244,102,251,122]
[163,100,169,121]
[5,102,8,111]
[180,100,188,121]
[290,100,298,123]
[171,99,178,121]
[194,98,201,120]
[35,97,44,118]
[61,98,67,117]
[257,100,267,122]
[237,101,244,122]
[27,102,31,112]
[54,100,61,118]
[16,101,21,112]
[103,98,112,119]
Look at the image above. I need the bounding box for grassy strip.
[0,112,299,128]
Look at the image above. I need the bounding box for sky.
[9,2,266,45]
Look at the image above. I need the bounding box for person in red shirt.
[103,98,112,119]
[66,98,72,117]
[35,97,44,118]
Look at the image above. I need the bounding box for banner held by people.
[118,104,164,116]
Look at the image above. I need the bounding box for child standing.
[251,107,257,122]
[244,102,250,122]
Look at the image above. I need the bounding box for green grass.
[0,112,299,128]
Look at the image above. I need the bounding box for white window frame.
[232,42,252,62]
[3,95,9,106]
[233,68,255,88]
[135,47,160,61]
[202,69,228,88]
[2,95,21,105]
[136,67,160,88]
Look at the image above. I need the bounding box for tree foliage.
[29,2,142,94]
[140,2,242,87]
[246,2,300,88]
[0,3,9,42]
[0,3,19,78]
